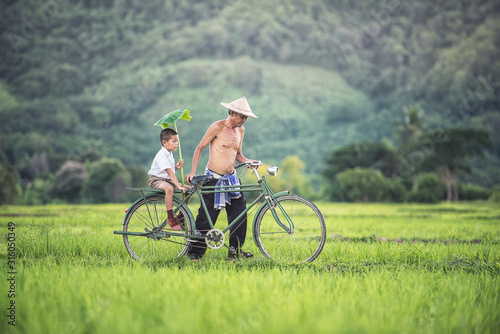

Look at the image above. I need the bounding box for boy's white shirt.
[148,147,175,179]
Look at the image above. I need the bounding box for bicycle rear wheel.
[253,195,326,263]
[123,195,192,260]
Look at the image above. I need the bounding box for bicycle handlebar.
[235,161,262,169]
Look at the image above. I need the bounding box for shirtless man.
[185,97,258,261]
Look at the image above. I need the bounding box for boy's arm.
[165,168,183,189]
[175,159,184,171]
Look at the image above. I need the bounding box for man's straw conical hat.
[220,96,258,119]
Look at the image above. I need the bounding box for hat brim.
[220,102,258,119]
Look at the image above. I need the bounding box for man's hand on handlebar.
[248,160,262,169]
[236,160,262,169]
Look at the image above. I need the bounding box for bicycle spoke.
[123,196,192,260]
[254,195,326,263]
[132,209,156,230]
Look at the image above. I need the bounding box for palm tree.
[409,128,491,201]
[394,106,425,190]
[394,106,425,144]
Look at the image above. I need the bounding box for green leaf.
[154,109,191,129]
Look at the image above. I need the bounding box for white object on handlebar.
[267,165,278,176]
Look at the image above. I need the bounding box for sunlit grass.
[1,201,499,333]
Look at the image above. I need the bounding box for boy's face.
[162,135,179,152]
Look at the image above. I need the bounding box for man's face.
[232,112,247,126]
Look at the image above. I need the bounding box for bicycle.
[114,161,326,263]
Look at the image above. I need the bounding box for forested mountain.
[1,0,499,203]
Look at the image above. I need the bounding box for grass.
[1,201,499,333]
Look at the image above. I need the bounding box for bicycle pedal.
[228,246,237,255]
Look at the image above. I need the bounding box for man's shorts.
[149,175,177,190]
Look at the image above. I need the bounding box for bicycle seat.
[190,175,214,185]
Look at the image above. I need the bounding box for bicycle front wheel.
[123,195,192,260]
[253,195,326,263]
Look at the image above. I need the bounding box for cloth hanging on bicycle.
[205,168,241,210]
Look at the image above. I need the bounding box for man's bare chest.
[213,128,240,150]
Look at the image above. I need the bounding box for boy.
[148,128,188,231]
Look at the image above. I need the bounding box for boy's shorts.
[149,175,177,190]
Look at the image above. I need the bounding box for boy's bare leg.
[159,182,181,231]
[159,182,174,210]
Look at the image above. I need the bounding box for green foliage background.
[0,0,499,203]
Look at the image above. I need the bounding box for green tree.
[19,174,54,205]
[406,173,444,203]
[322,141,398,180]
[336,167,388,202]
[51,161,88,203]
[394,106,425,144]
[0,80,18,113]
[458,183,492,201]
[394,106,425,191]
[1,0,499,204]
[280,155,312,197]
[386,177,407,203]
[405,128,491,202]
[127,166,149,188]
[82,158,131,203]
[0,146,19,204]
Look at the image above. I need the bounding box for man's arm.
[236,126,259,167]
[186,122,222,182]
[235,126,250,163]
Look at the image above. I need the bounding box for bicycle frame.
[115,163,293,243]
[183,182,292,237]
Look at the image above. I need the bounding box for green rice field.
[1,201,499,333]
